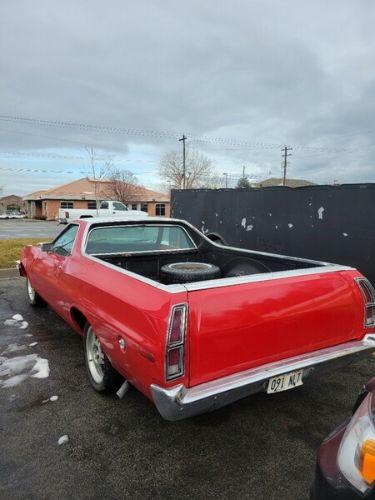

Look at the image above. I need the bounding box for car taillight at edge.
[356,278,375,327]
[165,304,187,381]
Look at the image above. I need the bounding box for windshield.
[86,225,196,254]
[112,202,128,211]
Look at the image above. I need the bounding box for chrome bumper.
[151,334,375,421]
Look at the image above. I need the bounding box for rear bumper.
[151,334,375,421]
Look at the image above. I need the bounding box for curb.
[0,268,19,279]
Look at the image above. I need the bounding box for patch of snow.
[0,354,49,388]
[31,357,50,379]
[50,395,58,402]
[2,344,27,354]
[12,314,23,322]
[318,207,325,220]
[58,435,69,445]
[19,321,28,330]
[29,342,38,347]
[288,223,294,229]
[4,319,18,326]
[2,374,28,388]
[241,217,246,228]
[246,225,253,231]
[343,232,348,237]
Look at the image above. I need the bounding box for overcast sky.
[0,0,374,195]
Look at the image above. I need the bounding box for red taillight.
[356,278,375,327]
[166,304,186,380]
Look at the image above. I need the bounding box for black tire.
[84,323,122,393]
[26,278,46,307]
[160,262,221,284]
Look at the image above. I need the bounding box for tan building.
[255,177,316,188]
[0,194,26,214]
[24,177,170,220]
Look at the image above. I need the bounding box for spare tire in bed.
[160,262,221,284]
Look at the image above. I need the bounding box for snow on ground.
[0,354,50,388]
[3,314,29,330]
[58,435,69,445]
[2,343,27,354]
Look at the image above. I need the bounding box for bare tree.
[105,167,139,205]
[159,149,214,189]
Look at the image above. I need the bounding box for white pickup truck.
[58,200,147,224]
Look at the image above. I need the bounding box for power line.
[0,112,352,152]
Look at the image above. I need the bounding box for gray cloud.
[0,0,374,193]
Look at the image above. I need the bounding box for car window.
[100,201,109,209]
[112,202,128,211]
[86,225,195,254]
[52,224,79,256]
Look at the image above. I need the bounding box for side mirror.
[41,242,53,252]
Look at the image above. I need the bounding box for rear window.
[86,224,195,254]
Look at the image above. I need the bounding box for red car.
[19,217,375,420]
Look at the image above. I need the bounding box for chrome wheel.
[27,279,36,302]
[86,327,105,384]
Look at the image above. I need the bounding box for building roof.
[0,194,24,202]
[255,177,316,188]
[23,177,169,203]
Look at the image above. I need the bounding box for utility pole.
[242,165,246,178]
[223,172,228,188]
[179,134,187,189]
[87,146,99,216]
[281,146,292,186]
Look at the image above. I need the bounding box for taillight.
[356,278,375,327]
[65,211,69,218]
[165,304,187,380]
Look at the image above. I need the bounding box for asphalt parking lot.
[1,278,374,500]
[0,220,62,239]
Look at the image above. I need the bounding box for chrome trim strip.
[78,218,354,294]
[151,334,375,420]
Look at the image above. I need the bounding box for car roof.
[75,216,184,225]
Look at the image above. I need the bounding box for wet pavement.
[0,220,62,239]
[0,278,374,500]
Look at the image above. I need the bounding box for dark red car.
[312,378,375,498]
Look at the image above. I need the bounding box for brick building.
[23,177,170,220]
[0,194,26,214]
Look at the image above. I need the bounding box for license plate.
[267,370,303,394]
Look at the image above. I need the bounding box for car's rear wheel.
[84,324,122,393]
[26,278,46,307]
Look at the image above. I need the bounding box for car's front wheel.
[26,278,46,307]
[84,324,122,393]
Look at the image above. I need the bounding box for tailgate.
[187,271,364,386]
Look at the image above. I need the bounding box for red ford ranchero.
[19,217,375,420]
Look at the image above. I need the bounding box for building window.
[141,203,148,212]
[60,201,74,209]
[155,203,165,216]
[131,204,137,210]
[87,201,97,209]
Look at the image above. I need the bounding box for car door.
[32,224,79,317]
